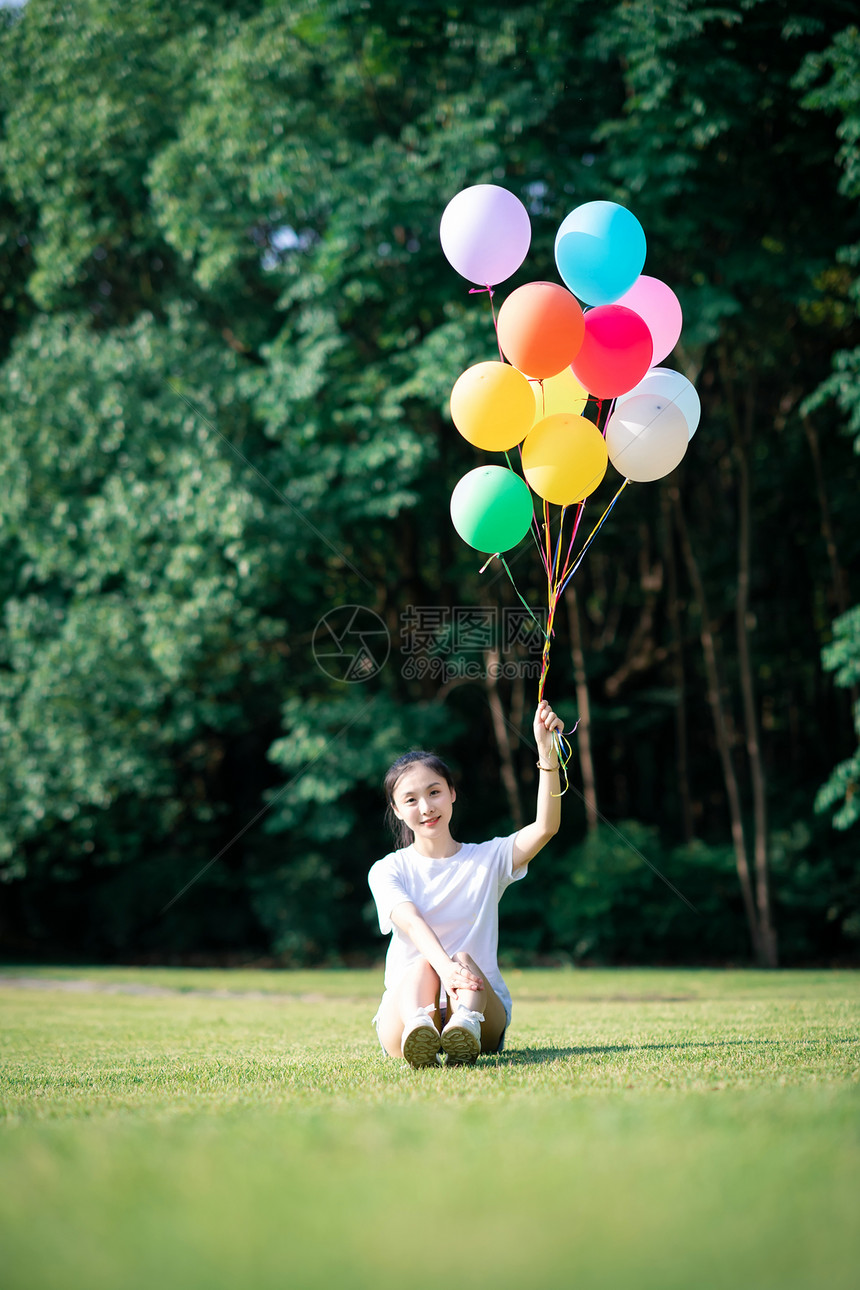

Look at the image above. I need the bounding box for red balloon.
[571,305,653,398]
[496,281,585,380]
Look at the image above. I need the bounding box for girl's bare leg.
[376,958,441,1058]
[448,951,507,1054]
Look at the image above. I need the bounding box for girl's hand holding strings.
[534,699,564,767]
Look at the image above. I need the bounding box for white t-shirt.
[367,834,525,1022]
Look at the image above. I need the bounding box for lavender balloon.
[440,185,531,287]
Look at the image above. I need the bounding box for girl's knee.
[400,958,442,1002]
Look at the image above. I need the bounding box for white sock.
[449,1005,485,1025]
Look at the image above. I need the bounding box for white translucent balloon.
[605,395,689,483]
[615,366,701,439]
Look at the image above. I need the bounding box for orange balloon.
[450,361,535,451]
[521,413,608,505]
[529,366,589,424]
[496,281,585,379]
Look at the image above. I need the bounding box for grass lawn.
[1,965,858,1289]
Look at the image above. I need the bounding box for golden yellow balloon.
[529,366,589,424]
[521,413,609,505]
[450,361,536,451]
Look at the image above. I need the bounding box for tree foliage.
[797,24,860,832]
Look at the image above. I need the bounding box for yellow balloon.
[521,413,608,505]
[450,361,536,451]
[529,367,589,424]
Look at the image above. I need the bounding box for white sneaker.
[441,1006,484,1065]
[401,1012,442,1068]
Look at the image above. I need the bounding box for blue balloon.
[554,201,647,306]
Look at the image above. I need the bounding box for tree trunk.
[801,413,852,620]
[510,661,527,749]
[721,350,777,968]
[662,485,695,844]
[484,648,524,829]
[672,486,763,962]
[603,530,664,698]
[734,426,778,967]
[564,584,598,831]
[802,411,858,712]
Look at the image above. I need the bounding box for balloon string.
[543,499,553,598]
[538,595,558,701]
[489,289,500,345]
[531,492,547,584]
[496,555,550,640]
[556,500,586,590]
[469,284,503,361]
[480,543,559,704]
[476,551,548,645]
[558,478,630,597]
[507,449,550,576]
[538,503,564,702]
[598,397,617,435]
[550,505,567,607]
[537,507,561,702]
[538,479,630,701]
[532,516,550,576]
[552,504,566,579]
[536,489,591,701]
[550,724,577,797]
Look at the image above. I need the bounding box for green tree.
[798,25,860,831]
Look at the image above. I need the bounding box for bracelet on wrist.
[536,761,559,772]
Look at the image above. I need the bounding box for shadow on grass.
[488,1036,853,1066]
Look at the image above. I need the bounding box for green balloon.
[450,465,534,553]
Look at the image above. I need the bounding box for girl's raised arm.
[511,700,564,873]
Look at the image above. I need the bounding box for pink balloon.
[571,305,653,399]
[614,275,683,365]
[440,184,531,287]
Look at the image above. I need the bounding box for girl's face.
[390,763,456,843]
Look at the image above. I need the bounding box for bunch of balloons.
[440,183,700,701]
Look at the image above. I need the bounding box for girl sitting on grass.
[368,698,565,1068]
